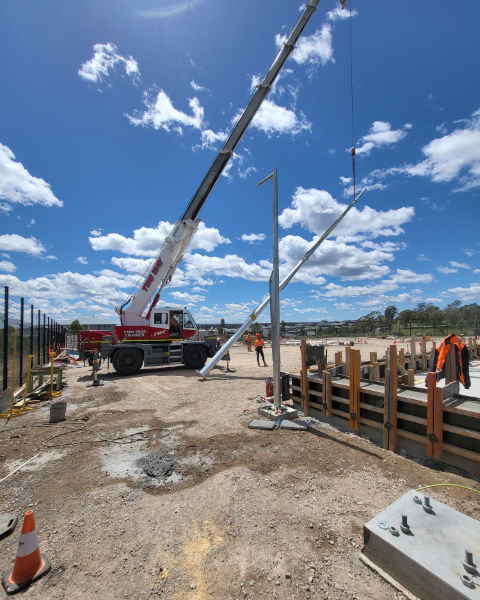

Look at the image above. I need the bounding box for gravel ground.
[0,337,478,600]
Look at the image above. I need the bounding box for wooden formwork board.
[289,370,480,466]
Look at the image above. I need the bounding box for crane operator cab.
[148,307,197,342]
[169,310,183,339]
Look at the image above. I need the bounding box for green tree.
[280,320,286,336]
[250,322,262,334]
[218,318,225,335]
[384,305,398,331]
[69,319,83,332]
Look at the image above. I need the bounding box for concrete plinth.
[257,405,298,421]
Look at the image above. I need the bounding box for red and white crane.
[79,0,324,375]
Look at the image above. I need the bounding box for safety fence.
[1,286,67,393]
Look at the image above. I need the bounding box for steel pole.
[270,168,281,408]
[199,188,366,378]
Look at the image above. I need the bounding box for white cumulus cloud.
[78,42,141,85]
[0,143,63,209]
[127,89,204,133]
[0,234,46,256]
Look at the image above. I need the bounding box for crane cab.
[115,307,197,343]
[149,307,197,341]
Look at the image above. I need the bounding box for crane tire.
[112,347,143,376]
[183,345,208,370]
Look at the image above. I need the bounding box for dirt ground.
[0,337,479,600]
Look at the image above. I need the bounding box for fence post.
[37,310,41,366]
[2,286,8,391]
[20,297,24,387]
[43,313,46,365]
[30,305,34,356]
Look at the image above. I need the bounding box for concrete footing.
[257,405,298,421]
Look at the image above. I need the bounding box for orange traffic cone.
[2,511,51,595]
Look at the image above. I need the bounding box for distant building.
[57,316,116,333]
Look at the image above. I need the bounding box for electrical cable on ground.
[0,422,169,449]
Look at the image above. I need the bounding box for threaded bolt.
[463,549,477,574]
[400,514,410,534]
[423,496,434,513]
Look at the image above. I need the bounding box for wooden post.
[434,386,443,459]
[349,349,361,431]
[322,370,332,417]
[344,346,351,375]
[373,361,380,381]
[335,351,342,367]
[422,335,427,371]
[300,339,309,416]
[407,369,415,387]
[383,369,391,450]
[389,345,398,453]
[399,348,405,370]
[426,372,436,457]
[370,351,377,364]
[410,336,416,372]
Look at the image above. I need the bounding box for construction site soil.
[0,338,479,600]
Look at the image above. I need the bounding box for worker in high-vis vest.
[254,333,268,367]
[245,334,252,352]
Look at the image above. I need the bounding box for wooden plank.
[373,361,380,382]
[370,351,378,365]
[426,372,436,457]
[335,351,342,367]
[442,443,480,464]
[389,345,398,453]
[360,402,384,414]
[383,369,391,450]
[443,423,480,441]
[322,370,332,417]
[359,417,383,430]
[397,411,427,426]
[397,429,427,444]
[433,386,443,459]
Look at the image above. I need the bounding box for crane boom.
[118,0,321,325]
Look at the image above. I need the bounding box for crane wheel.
[183,345,208,369]
[112,347,143,376]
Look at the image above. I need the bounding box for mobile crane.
[79,0,323,376]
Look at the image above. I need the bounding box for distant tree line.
[355,301,480,337]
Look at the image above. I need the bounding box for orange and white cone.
[2,511,51,595]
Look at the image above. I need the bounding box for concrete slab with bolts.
[363,489,480,599]
[257,406,298,421]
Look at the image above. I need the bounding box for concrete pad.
[247,420,277,430]
[279,420,308,431]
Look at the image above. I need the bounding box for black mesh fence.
[1,286,67,394]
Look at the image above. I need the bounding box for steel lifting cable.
[348,0,356,201]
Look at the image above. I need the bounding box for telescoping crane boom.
[117,0,321,328]
[77,1,325,376]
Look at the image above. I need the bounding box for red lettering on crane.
[141,259,163,292]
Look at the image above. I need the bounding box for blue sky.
[1,0,479,325]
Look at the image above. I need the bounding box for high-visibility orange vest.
[435,334,466,386]
[255,338,264,349]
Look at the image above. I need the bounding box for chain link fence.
[1,286,67,394]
